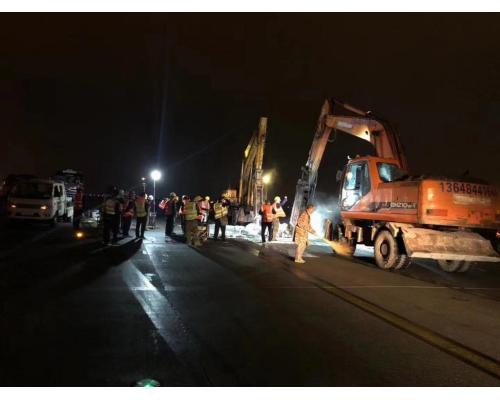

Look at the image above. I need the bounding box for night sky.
[1,13,499,200]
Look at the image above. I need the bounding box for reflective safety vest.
[184,201,198,221]
[261,204,274,223]
[199,200,210,215]
[214,202,228,220]
[135,197,147,217]
[104,198,117,215]
[272,203,286,218]
[74,191,83,210]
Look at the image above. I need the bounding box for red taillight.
[426,208,448,217]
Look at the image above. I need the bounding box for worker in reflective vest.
[213,195,230,241]
[73,186,84,230]
[122,191,135,236]
[199,196,210,223]
[134,192,149,239]
[162,192,178,237]
[102,187,121,245]
[259,200,276,243]
[182,196,202,246]
[271,195,288,241]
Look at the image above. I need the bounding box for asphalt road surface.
[0,219,499,386]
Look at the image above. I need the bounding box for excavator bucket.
[400,226,500,262]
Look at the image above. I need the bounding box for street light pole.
[149,170,162,229]
[153,179,156,215]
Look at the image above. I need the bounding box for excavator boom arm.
[238,117,268,214]
[289,99,408,227]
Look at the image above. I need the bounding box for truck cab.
[7,179,74,226]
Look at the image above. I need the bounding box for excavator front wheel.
[437,260,471,273]
[374,230,408,270]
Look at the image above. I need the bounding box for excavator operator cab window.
[341,161,370,210]
[377,163,407,183]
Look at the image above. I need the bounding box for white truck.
[7,178,74,226]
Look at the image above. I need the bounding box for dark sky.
[1,13,499,199]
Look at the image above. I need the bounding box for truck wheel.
[374,230,406,270]
[437,260,471,273]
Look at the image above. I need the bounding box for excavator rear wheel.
[394,255,411,270]
[437,260,471,273]
[374,230,407,270]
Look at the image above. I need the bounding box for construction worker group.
[159,192,231,247]
[97,187,315,263]
[100,187,151,245]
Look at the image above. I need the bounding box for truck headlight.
[40,205,48,210]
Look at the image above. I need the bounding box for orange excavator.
[290,99,500,272]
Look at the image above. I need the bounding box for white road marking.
[122,260,215,383]
[121,260,193,354]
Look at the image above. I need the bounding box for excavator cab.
[340,160,371,211]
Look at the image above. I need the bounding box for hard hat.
[193,195,202,202]
[274,196,281,203]
[170,192,177,198]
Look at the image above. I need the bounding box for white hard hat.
[274,196,281,203]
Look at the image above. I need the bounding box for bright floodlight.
[262,173,271,184]
[150,170,161,181]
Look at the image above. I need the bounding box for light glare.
[150,170,161,181]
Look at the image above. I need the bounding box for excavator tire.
[374,230,407,270]
[394,255,411,270]
[458,262,472,273]
[437,260,471,273]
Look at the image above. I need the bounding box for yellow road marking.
[293,268,500,380]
